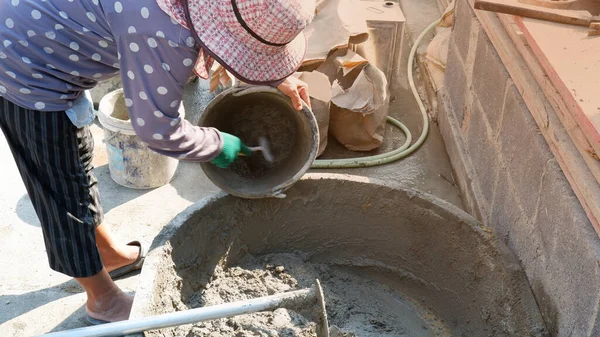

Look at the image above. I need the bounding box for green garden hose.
[312,18,442,169]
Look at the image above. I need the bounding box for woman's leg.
[0,97,132,321]
[96,223,139,273]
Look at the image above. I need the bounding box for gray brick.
[490,170,526,245]
[444,43,467,124]
[497,84,552,219]
[452,0,474,62]
[465,99,498,207]
[472,29,509,132]
[527,159,600,336]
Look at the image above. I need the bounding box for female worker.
[0,0,314,324]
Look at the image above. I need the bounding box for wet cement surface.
[149,252,448,337]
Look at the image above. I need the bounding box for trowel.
[39,279,330,337]
[242,136,274,163]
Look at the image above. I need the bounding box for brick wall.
[438,0,600,335]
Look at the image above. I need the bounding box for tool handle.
[239,147,260,157]
[474,0,592,27]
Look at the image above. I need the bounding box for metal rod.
[39,287,315,337]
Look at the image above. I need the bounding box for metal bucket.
[199,86,319,199]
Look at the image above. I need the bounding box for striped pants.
[0,97,104,278]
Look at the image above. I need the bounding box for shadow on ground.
[0,279,84,325]
[15,164,153,227]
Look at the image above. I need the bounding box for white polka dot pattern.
[0,0,225,162]
[147,38,157,48]
[129,43,139,52]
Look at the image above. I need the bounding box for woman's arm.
[117,29,223,162]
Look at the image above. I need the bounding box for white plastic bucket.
[97,89,184,189]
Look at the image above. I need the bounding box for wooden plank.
[588,29,600,36]
[500,16,600,185]
[515,18,600,157]
[474,0,595,26]
[468,1,600,235]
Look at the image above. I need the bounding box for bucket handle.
[103,131,121,144]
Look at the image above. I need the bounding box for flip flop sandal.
[108,240,148,280]
[86,315,111,326]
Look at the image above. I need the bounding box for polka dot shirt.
[0,0,222,161]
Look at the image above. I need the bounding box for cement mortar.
[130,174,547,337]
[228,102,297,179]
[160,252,447,337]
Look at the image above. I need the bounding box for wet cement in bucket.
[198,88,318,198]
[183,252,447,337]
[228,102,297,179]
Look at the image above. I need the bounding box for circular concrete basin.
[130,174,547,336]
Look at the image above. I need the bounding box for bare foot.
[98,243,139,273]
[86,287,133,322]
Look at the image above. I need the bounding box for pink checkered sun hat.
[156,0,315,84]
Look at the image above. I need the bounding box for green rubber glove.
[211,132,252,168]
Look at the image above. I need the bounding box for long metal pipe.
[39,287,316,337]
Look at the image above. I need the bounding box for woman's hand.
[277,76,311,111]
[210,132,251,168]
